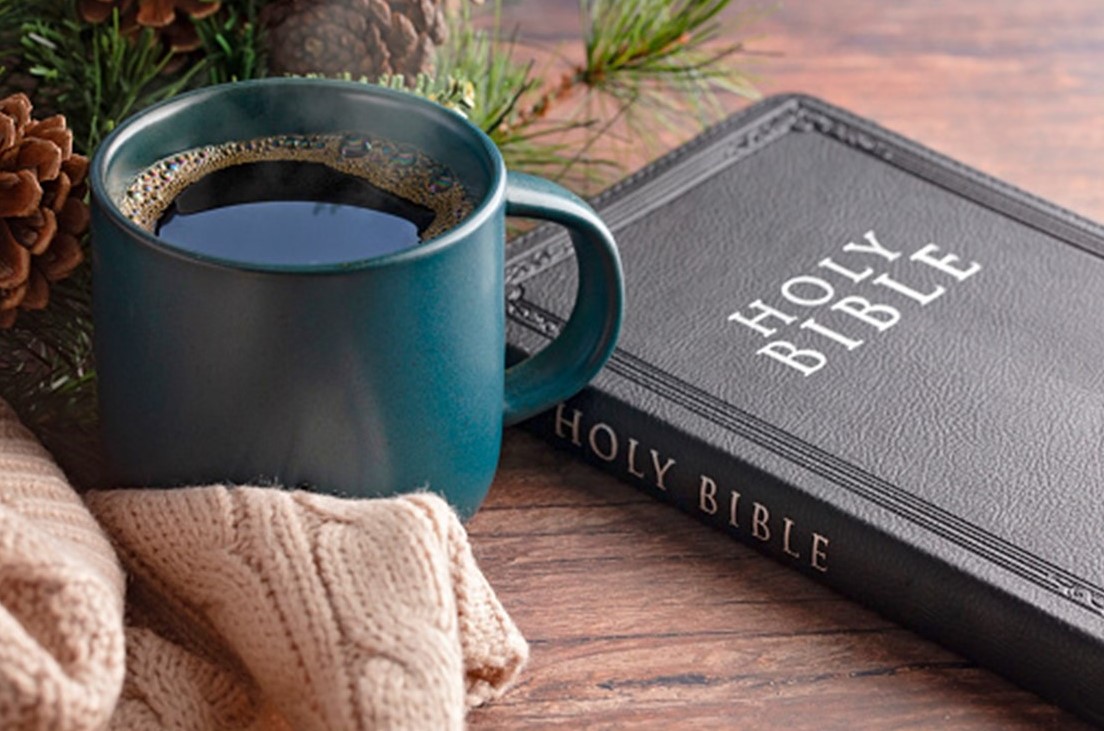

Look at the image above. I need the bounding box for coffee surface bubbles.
[120,133,475,265]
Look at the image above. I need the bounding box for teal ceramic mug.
[90,78,623,516]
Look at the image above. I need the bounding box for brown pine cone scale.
[0,170,41,218]
[0,94,89,328]
[78,0,221,53]
[0,221,31,288]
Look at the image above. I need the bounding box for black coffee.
[121,134,474,265]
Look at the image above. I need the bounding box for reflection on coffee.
[120,133,475,265]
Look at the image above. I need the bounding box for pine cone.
[77,0,222,54]
[261,0,448,81]
[0,94,89,329]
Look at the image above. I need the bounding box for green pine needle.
[434,0,762,190]
[0,264,101,486]
[438,1,537,133]
[0,0,32,92]
[21,11,205,153]
[576,0,760,155]
[195,0,268,85]
[0,1,27,53]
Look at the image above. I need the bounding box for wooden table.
[468,1,1104,728]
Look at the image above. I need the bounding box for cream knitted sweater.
[0,399,528,730]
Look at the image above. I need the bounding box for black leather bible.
[505,94,1104,725]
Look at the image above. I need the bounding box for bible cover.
[505,94,1104,724]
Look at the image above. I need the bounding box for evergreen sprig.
[584,0,751,89]
[195,0,268,85]
[558,0,759,186]
[583,0,758,125]
[0,0,27,57]
[0,264,99,484]
[376,73,478,116]
[437,3,538,140]
[21,12,205,153]
[0,0,36,93]
[436,1,617,186]
[438,0,760,189]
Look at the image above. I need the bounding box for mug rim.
[90,77,507,274]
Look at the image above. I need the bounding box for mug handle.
[503,172,624,426]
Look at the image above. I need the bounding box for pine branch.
[439,1,537,136]
[584,0,760,106]
[0,0,27,54]
[195,0,268,85]
[21,11,206,153]
[439,0,618,182]
[0,0,33,95]
[0,262,101,486]
[375,73,477,116]
[519,0,760,189]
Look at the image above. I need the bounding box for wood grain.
[468,1,1104,728]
